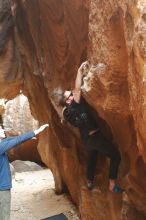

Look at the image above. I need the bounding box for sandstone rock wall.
[88,1,146,218]
[2,94,40,162]
[0,0,146,219]
[3,94,38,134]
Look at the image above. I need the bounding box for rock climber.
[60,61,122,193]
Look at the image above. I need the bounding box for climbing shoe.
[111,184,124,193]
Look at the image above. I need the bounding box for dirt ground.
[11,169,80,220]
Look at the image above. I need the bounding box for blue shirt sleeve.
[0,131,35,155]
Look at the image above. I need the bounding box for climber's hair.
[59,89,73,107]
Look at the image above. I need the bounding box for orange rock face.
[1,0,146,219]
[8,138,41,163]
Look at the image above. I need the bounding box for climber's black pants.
[83,131,121,181]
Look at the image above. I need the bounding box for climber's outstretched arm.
[73,61,89,103]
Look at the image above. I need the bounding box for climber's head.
[59,90,74,106]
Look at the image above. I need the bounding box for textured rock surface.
[2,94,40,162]
[0,0,146,219]
[86,1,146,219]
[3,94,38,134]
[8,138,40,163]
